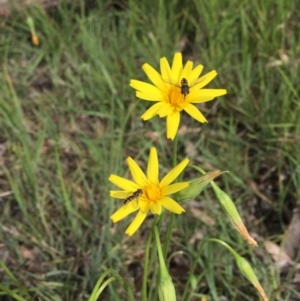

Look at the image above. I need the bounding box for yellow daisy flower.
[109,147,189,236]
[130,52,227,140]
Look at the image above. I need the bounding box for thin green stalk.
[142,230,152,301]
[154,225,177,301]
[162,213,174,256]
[142,216,160,301]
[162,135,178,256]
[154,226,167,272]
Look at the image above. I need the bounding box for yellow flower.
[130,52,227,140]
[109,147,189,235]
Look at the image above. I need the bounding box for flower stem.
[163,213,174,256]
[162,134,178,255]
[154,226,167,271]
[142,216,160,301]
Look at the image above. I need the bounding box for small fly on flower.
[123,189,143,205]
[163,77,206,99]
[179,78,189,98]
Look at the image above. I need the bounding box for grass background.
[0,0,299,300]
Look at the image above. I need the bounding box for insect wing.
[123,189,142,204]
[162,78,180,88]
[188,76,206,89]
[111,191,131,199]
[129,198,140,210]
[162,77,205,89]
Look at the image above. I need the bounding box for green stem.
[142,216,160,301]
[153,226,168,273]
[141,230,152,301]
[144,135,179,299]
[162,213,174,256]
[162,135,178,256]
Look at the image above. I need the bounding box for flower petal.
[141,102,165,120]
[187,96,214,104]
[139,200,151,213]
[147,147,159,185]
[125,209,148,236]
[142,63,167,92]
[181,60,193,79]
[109,175,138,190]
[136,91,164,101]
[157,102,172,118]
[161,182,189,196]
[160,158,189,188]
[111,204,139,223]
[188,64,204,83]
[184,103,207,123]
[189,89,227,103]
[127,157,148,186]
[191,70,217,90]
[171,53,183,82]
[166,111,180,140]
[160,196,185,214]
[150,201,162,215]
[110,190,132,199]
[160,57,172,80]
[130,80,162,95]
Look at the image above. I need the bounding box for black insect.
[123,189,143,205]
[163,77,205,99]
[180,78,189,98]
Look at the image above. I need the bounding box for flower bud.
[174,170,223,202]
[211,181,257,246]
[236,255,269,301]
[154,226,177,301]
[158,275,177,301]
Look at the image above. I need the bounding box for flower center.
[168,86,185,109]
[143,184,162,204]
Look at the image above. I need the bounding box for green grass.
[0,0,299,300]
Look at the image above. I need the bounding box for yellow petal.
[130,80,162,94]
[125,209,148,236]
[111,204,139,222]
[181,60,193,79]
[136,91,164,101]
[166,111,180,140]
[191,70,217,90]
[150,201,162,215]
[109,175,138,190]
[186,95,214,103]
[139,200,151,213]
[161,182,189,196]
[141,102,165,120]
[157,102,172,118]
[142,63,167,92]
[110,190,131,199]
[160,158,189,187]
[147,147,159,184]
[189,89,227,102]
[188,64,204,83]
[184,103,207,123]
[127,157,148,186]
[160,196,185,214]
[160,57,172,80]
[171,53,183,82]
